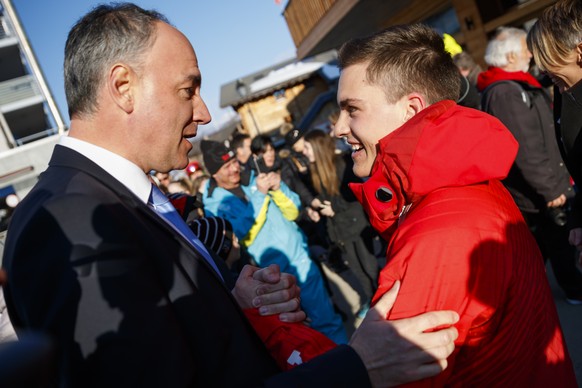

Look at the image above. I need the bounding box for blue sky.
[11,0,296,137]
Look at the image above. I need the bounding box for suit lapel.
[48,145,233,292]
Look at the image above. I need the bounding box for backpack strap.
[482,80,532,109]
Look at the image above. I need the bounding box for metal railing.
[0,75,41,107]
[15,127,57,146]
[0,15,11,40]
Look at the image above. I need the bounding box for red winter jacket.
[351,101,576,387]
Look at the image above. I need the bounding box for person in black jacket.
[303,130,380,317]
[527,0,582,304]
[231,132,253,185]
[280,130,334,253]
[250,133,342,291]
[479,26,582,304]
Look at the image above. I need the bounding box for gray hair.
[64,3,169,118]
[484,27,527,67]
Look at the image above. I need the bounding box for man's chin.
[165,158,189,173]
[353,162,372,178]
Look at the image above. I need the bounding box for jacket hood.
[477,66,542,91]
[350,100,518,239]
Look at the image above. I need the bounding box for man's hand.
[256,173,271,194]
[547,194,566,208]
[232,264,306,323]
[568,227,582,266]
[350,281,459,387]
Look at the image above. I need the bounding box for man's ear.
[108,63,134,114]
[403,93,426,121]
[506,51,517,65]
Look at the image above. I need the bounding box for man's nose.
[333,113,349,138]
[194,97,211,124]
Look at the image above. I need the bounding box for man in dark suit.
[1,3,459,387]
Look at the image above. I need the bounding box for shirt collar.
[59,135,152,203]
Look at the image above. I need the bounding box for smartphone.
[252,155,262,174]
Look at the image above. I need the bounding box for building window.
[274,89,286,101]
[424,7,460,35]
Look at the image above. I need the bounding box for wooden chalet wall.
[284,0,557,68]
[235,75,330,138]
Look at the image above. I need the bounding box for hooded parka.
[351,101,576,387]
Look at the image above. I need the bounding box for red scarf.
[477,66,542,91]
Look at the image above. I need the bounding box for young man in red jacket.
[334,23,577,386]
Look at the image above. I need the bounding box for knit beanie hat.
[284,129,303,147]
[189,216,234,260]
[201,140,235,175]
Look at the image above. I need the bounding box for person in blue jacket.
[201,140,347,344]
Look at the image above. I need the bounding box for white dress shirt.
[59,135,151,203]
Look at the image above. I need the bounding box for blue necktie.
[148,184,223,281]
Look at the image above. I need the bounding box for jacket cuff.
[243,308,337,371]
[264,344,372,388]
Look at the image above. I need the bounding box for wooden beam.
[296,0,359,59]
[483,0,557,33]
[452,0,488,69]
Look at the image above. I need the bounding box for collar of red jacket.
[349,100,518,240]
[476,66,542,91]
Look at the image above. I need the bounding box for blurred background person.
[328,110,352,154]
[191,174,210,196]
[250,135,280,174]
[281,129,329,241]
[303,129,379,318]
[453,51,482,87]
[443,36,481,109]
[253,134,332,265]
[0,267,54,387]
[479,26,582,304]
[201,140,348,343]
[231,133,253,184]
[153,171,171,194]
[528,0,582,273]
[167,176,193,195]
[0,269,16,343]
[185,160,204,182]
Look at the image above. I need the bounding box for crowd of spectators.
[1,0,582,385]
